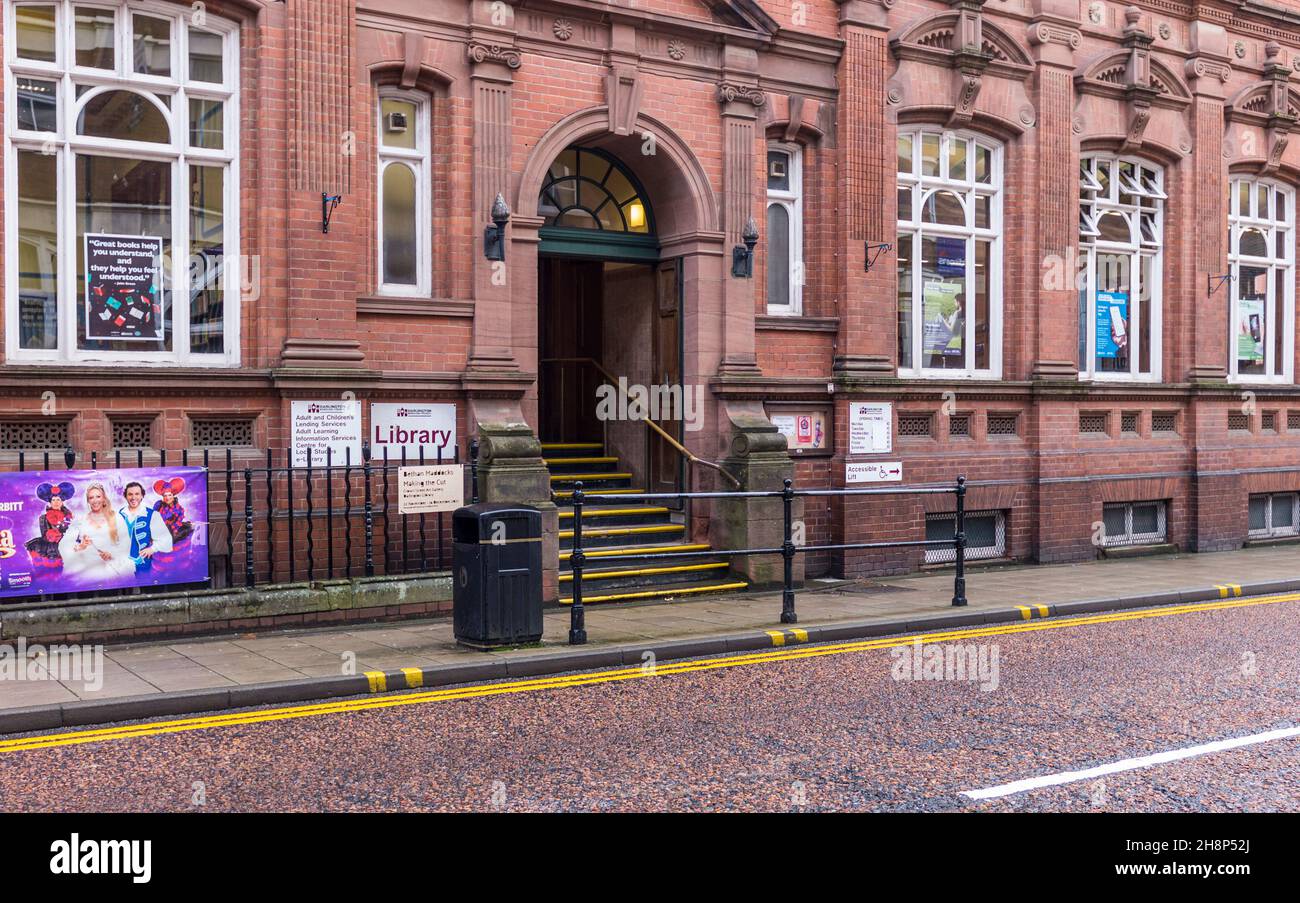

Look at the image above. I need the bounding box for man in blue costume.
[118,482,173,573]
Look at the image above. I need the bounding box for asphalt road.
[1,594,1298,812]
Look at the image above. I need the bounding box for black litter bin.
[452,503,543,648]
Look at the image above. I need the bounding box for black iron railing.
[3,442,481,604]
[561,476,969,645]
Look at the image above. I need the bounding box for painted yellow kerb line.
[3,591,1298,755]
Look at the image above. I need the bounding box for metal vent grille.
[1121,412,1139,435]
[1262,411,1278,433]
[897,412,934,438]
[1079,412,1109,435]
[987,413,1019,437]
[1290,411,1300,433]
[1228,412,1251,433]
[0,420,70,451]
[1151,412,1178,434]
[191,418,255,448]
[948,413,971,438]
[111,419,153,449]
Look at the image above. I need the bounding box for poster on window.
[83,233,165,342]
[935,237,966,277]
[1236,297,1265,365]
[0,466,208,601]
[1095,290,1128,360]
[922,281,963,358]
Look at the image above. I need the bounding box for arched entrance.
[537,146,683,498]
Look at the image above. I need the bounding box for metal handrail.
[540,356,741,489]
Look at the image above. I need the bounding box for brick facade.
[3,0,1300,591]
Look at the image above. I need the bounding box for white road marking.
[962,726,1300,800]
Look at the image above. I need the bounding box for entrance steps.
[544,442,747,606]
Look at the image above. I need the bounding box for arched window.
[376,88,430,295]
[896,128,1001,376]
[766,143,802,315]
[1228,177,1294,382]
[5,0,239,363]
[1078,155,1164,380]
[538,148,651,234]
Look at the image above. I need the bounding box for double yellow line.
[3,591,1297,755]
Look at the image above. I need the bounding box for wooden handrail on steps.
[540,356,742,489]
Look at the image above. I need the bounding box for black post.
[568,482,587,645]
[265,449,275,583]
[225,448,234,586]
[363,442,374,577]
[470,439,480,504]
[344,447,353,579]
[952,475,968,607]
[64,447,75,469]
[781,477,797,624]
[305,447,315,580]
[244,468,255,588]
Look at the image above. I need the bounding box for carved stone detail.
[717,82,766,107]
[467,42,521,70]
[552,19,573,41]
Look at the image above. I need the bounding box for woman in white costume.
[58,483,135,581]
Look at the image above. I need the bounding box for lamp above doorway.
[732,218,759,278]
[484,193,511,261]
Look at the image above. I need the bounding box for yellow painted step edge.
[554,488,642,498]
[559,507,670,519]
[544,457,619,465]
[559,562,728,582]
[550,472,633,482]
[560,543,711,561]
[559,524,683,539]
[560,581,749,605]
[540,443,604,450]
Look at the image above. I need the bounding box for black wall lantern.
[483,193,510,262]
[732,217,759,278]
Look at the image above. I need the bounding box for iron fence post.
[244,468,255,588]
[781,478,798,624]
[363,441,374,577]
[470,439,480,504]
[952,475,968,607]
[568,481,587,645]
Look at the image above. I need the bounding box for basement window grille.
[1249,492,1299,539]
[986,412,1019,437]
[948,413,971,438]
[924,510,1006,564]
[1289,411,1300,433]
[191,417,256,448]
[1262,411,1278,433]
[0,420,70,451]
[898,412,934,439]
[1228,412,1251,433]
[1151,411,1178,435]
[1079,411,1109,435]
[1102,500,1167,547]
[1121,412,1140,436]
[111,419,154,449]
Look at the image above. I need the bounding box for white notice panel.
[846,462,903,484]
[849,402,893,454]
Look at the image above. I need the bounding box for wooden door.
[539,257,605,443]
[649,259,683,496]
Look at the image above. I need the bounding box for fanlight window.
[538,148,651,234]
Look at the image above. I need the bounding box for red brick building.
[4,0,1300,609]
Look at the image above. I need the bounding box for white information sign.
[846,461,903,484]
[290,400,363,468]
[397,465,465,514]
[370,403,457,462]
[849,402,893,454]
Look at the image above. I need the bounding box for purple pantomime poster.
[0,466,208,600]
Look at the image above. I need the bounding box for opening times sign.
[84,233,164,341]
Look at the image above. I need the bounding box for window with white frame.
[1249,492,1299,538]
[5,0,239,364]
[1078,155,1163,380]
[924,509,1006,564]
[896,129,1001,377]
[765,144,802,315]
[1228,178,1294,382]
[376,88,429,295]
[1101,500,1167,547]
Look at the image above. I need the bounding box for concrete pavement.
[2,543,1298,731]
